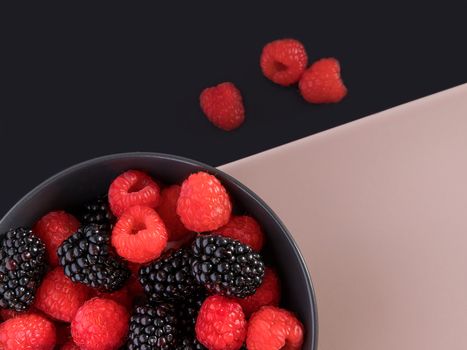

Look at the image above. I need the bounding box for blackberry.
[127,303,179,350]
[176,291,207,350]
[57,224,130,292]
[0,227,47,311]
[177,290,205,334]
[139,248,202,303]
[177,338,207,350]
[191,235,265,298]
[80,197,115,230]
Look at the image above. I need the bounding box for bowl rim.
[0,152,318,349]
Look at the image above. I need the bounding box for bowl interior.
[0,153,317,349]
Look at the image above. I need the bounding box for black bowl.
[0,152,318,349]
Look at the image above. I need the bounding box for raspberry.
[246,306,304,350]
[60,340,80,350]
[260,39,308,86]
[158,185,191,241]
[33,211,80,266]
[111,205,168,263]
[108,170,161,217]
[35,267,91,322]
[299,57,347,103]
[177,172,232,232]
[195,295,247,350]
[71,298,129,350]
[200,82,245,131]
[95,285,132,310]
[217,215,265,252]
[0,313,56,350]
[235,268,281,317]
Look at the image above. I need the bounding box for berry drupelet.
[139,248,202,303]
[127,303,179,350]
[0,227,47,311]
[57,224,130,292]
[191,235,265,298]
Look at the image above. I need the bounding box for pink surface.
[219,84,467,350]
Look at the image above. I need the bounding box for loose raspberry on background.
[60,340,80,350]
[236,268,281,317]
[195,295,247,350]
[0,313,56,350]
[299,57,347,103]
[112,205,168,263]
[246,306,304,350]
[200,82,245,131]
[71,298,129,350]
[260,38,308,86]
[108,170,161,217]
[33,211,80,266]
[157,185,191,241]
[177,172,232,232]
[217,215,265,252]
[35,267,91,322]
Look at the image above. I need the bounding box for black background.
[1,2,466,217]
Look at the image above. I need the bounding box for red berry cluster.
[200,38,347,132]
[0,169,305,350]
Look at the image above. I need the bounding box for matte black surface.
[0,153,318,349]
[1,2,466,216]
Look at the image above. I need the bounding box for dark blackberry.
[139,248,202,303]
[191,235,265,298]
[176,337,207,350]
[80,197,115,231]
[0,227,47,311]
[176,290,205,333]
[127,303,179,350]
[57,224,130,292]
[175,291,207,350]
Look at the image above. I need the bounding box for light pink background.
[220,84,467,350]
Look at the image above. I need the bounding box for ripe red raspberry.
[246,306,304,350]
[0,313,56,350]
[35,267,91,322]
[196,295,247,350]
[260,39,308,86]
[177,172,232,232]
[235,268,281,317]
[71,298,129,350]
[60,340,80,350]
[108,170,161,217]
[299,57,347,103]
[157,185,191,241]
[217,215,265,252]
[95,285,132,310]
[33,211,80,266]
[200,82,245,131]
[112,205,168,263]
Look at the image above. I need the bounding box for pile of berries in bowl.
[0,154,315,350]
